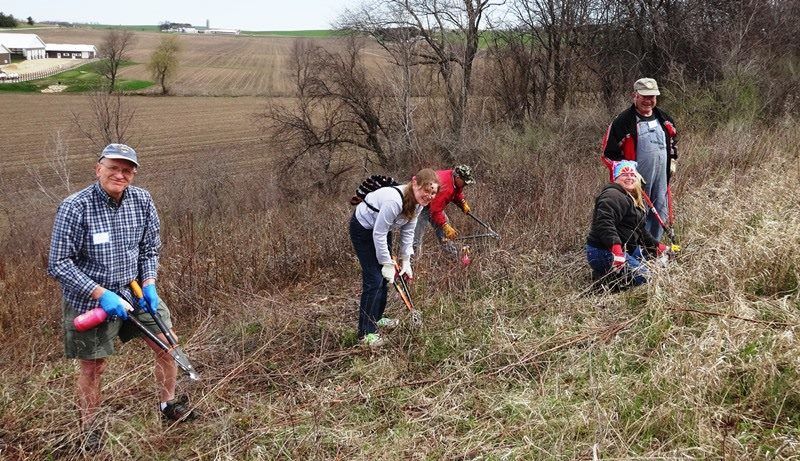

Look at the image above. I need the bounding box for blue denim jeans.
[585,244,649,287]
[413,207,457,258]
[350,214,392,338]
[413,208,445,247]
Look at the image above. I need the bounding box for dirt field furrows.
[29,28,386,96]
[0,28,388,229]
[0,93,290,195]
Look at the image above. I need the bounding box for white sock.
[160,402,168,411]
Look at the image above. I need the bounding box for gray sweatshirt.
[355,184,420,265]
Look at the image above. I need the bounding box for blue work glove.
[98,290,131,320]
[139,283,161,315]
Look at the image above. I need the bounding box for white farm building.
[199,28,240,35]
[0,44,10,64]
[45,44,98,59]
[0,33,46,59]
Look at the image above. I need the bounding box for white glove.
[399,258,413,280]
[381,263,396,282]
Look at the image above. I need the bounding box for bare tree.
[371,16,424,159]
[262,38,393,192]
[575,0,636,112]
[485,17,555,125]
[148,35,181,94]
[71,91,137,150]
[340,0,503,160]
[96,30,136,92]
[512,0,591,113]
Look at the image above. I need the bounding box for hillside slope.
[1,123,798,459]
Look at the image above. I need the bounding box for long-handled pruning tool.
[463,212,500,240]
[392,262,422,327]
[445,212,499,266]
[130,280,200,381]
[641,191,681,253]
[454,232,499,241]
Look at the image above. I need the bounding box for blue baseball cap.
[100,143,138,167]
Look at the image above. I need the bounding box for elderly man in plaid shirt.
[48,144,193,451]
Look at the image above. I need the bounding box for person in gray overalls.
[601,78,679,242]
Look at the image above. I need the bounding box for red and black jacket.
[428,169,466,228]
[601,105,678,182]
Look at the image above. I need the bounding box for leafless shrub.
[25,130,74,205]
[484,27,544,126]
[262,38,393,196]
[70,90,137,150]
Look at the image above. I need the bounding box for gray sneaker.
[80,427,104,453]
[361,333,387,348]
[376,317,400,331]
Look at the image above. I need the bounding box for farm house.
[0,33,46,60]
[45,44,97,59]
[0,44,10,64]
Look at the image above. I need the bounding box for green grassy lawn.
[11,24,59,29]
[0,61,152,93]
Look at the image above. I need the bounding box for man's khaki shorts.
[63,298,173,360]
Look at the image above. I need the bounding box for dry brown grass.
[4,21,800,460]
[1,92,799,458]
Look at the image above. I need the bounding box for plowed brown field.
[0,93,287,198]
[31,28,385,96]
[0,28,384,223]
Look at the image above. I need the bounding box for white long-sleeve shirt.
[354,184,420,265]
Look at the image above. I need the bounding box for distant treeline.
[0,12,19,27]
[159,22,194,31]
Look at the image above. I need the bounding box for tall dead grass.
[1,112,799,459]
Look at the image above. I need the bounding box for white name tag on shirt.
[92,232,110,244]
[648,120,659,129]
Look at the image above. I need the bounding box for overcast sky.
[0,0,357,31]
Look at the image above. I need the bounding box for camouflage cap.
[454,164,475,184]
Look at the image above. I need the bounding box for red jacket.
[428,169,466,227]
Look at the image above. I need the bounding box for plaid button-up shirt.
[48,183,161,314]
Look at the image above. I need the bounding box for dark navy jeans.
[350,214,392,338]
[586,244,649,287]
